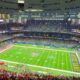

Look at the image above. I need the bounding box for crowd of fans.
[14,38,79,48]
[25,20,69,33]
[0,69,79,80]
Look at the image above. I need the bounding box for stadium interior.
[0,0,80,80]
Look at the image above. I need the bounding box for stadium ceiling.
[24,0,80,13]
[0,0,19,13]
[0,0,25,14]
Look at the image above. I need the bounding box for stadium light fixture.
[77,13,80,18]
[68,18,71,21]
[0,19,4,22]
[25,9,43,12]
[18,0,24,3]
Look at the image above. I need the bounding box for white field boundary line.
[14,45,76,53]
[7,65,48,74]
[0,59,80,75]
[75,51,80,65]
[0,45,13,53]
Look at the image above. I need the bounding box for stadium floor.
[0,44,79,76]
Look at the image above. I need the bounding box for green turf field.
[0,44,79,76]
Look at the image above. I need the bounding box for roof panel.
[24,0,80,13]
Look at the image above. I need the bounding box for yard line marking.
[14,45,76,53]
[0,59,80,75]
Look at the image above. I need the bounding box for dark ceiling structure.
[0,0,19,13]
[24,0,80,13]
[0,0,80,18]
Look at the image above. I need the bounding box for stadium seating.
[24,20,70,32]
[0,0,80,79]
[0,22,12,51]
[0,69,79,80]
[14,38,79,49]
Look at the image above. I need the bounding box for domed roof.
[24,0,80,13]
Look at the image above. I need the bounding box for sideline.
[0,45,13,53]
[0,59,79,75]
[14,45,76,53]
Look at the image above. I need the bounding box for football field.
[0,44,79,76]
